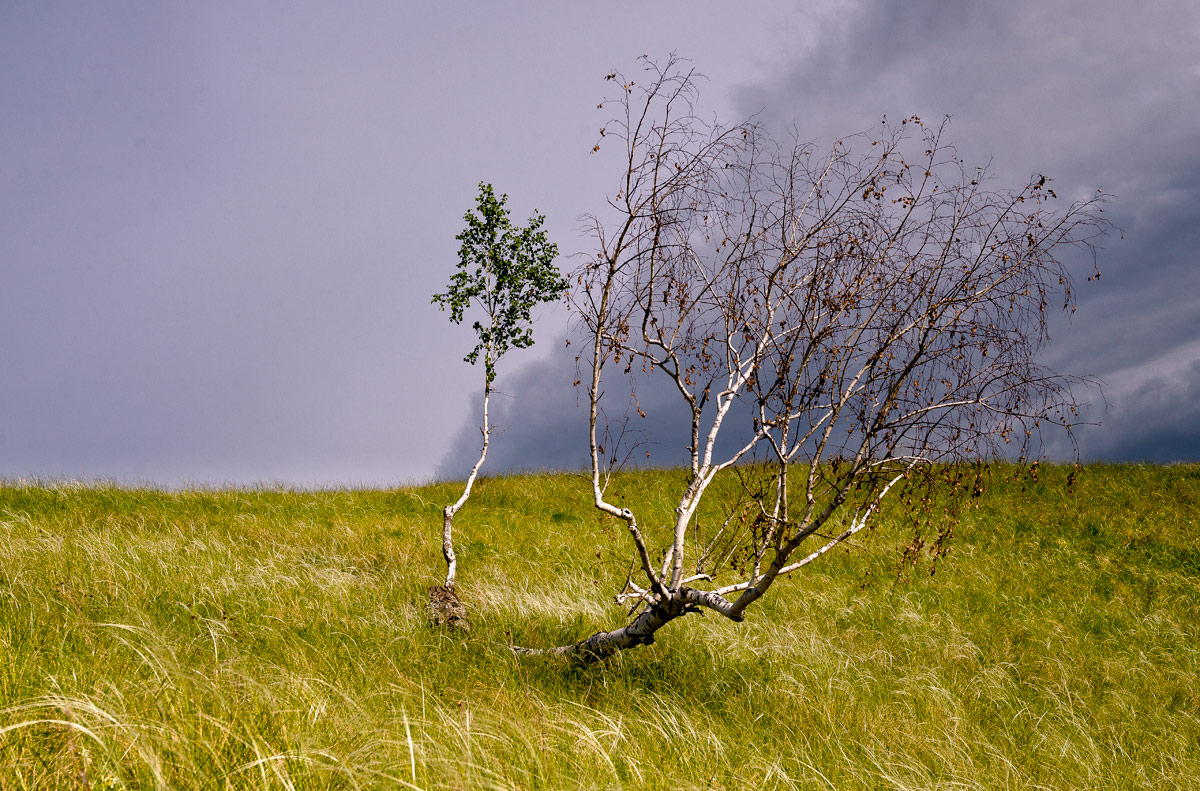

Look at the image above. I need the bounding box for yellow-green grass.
[1,464,1197,789]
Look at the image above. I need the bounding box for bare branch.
[520,63,1113,663]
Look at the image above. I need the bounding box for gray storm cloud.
[436,341,708,480]
[732,0,1200,464]
[437,0,1200,475]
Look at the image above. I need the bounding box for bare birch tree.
[515,56,1111,660]
[430,182,564,626]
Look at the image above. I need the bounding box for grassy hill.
[1,464,1197,790]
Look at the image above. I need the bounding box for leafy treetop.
[432,182,565,383]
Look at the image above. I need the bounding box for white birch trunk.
[440,376,491,590]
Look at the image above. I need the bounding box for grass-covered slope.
[1,465,1197,790]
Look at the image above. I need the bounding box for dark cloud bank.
[437,341,719,480]
[436,336,1199,480]
[441,0,1200,477]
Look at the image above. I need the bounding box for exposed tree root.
[427,584,469,631]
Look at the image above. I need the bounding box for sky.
[2,1,1197,487]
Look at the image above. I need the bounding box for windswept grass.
[1,465,1197,789]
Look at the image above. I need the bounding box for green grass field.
[1,464,1197,790]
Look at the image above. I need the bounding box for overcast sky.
[3,1,1197,487]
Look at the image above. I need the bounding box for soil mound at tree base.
[427,584,469,630]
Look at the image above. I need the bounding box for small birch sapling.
[429,182,564,626]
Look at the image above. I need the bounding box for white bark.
[441,374,490,590]
[587,253,660,589]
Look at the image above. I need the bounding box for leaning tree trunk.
[512,593,709,663]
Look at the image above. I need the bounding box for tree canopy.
[433,182,564,384]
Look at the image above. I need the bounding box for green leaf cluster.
[432,182,565,382]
